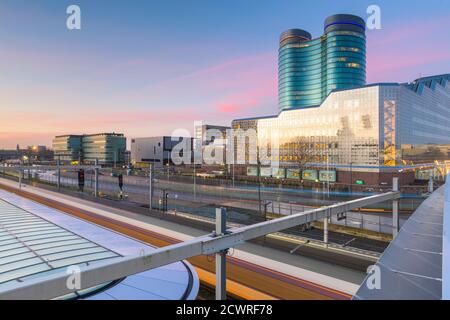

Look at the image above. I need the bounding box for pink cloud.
[216,103,240,114]
[366,17,450,83]
[367,17,449,47]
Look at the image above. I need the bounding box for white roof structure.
[354,184,446,300]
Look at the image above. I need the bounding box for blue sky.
[1,0,449,148]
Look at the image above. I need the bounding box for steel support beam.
[94,159,99,198]
[149,164,153,211]
[323,217,329,248]
[392,177,399,238]
[215,207,227,300]
[0,190,400,300]
[57,158,61,191]
[18,169,22,189]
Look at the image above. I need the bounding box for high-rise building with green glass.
[279,14,366,112]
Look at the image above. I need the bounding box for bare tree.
[294,136,314,183]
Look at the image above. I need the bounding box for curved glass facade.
[279,14,366,112]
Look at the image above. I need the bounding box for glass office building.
[233,74,450,185]
[82,133,126,165]
[52,133,126,165]
[231,14,449,185]
[52,135,83,162]
[279,14,366,112]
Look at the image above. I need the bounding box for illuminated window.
[347,63,360,68]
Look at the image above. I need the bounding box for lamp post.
[193,164,197,200]
[262,201,272,245]
[257,146,262,215]
[148,164,153,210]
[326,150,330,198]
[232,163,235,188]
[263,201,272,222]
[349,161,353,194]
[164,191,170,212]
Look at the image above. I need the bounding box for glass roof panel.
[0,196,121,285]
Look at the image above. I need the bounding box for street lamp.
[263,201,272,222]
[263,201,272,244]
[349,161,353,194]
[164,191,170,212]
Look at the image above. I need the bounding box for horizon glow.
[1,0,449,149]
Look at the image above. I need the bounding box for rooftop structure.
[0,189,198,300]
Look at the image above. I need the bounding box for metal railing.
[0,182,400,300]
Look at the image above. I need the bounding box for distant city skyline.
[1,0,450,148]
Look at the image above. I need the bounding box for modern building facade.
[52,135,83,162]
[130,136,193,167]
[194,124,229,146]
[231,13,450,186]
[233,74,450,185]
[279,14,366,112]
[194,123,230,165]
[82,133,126,165]
[52,133,126,165]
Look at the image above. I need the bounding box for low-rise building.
[194,123,230,165]
[52,135,83,162]
[82,133,126,165]
[130,136,193,167]
[52,133,126,165]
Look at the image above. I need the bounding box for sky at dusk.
[1,0,449,148]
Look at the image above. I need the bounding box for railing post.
[149,164,153,211]
[94,158,99,198]
[323,215,329,248]
[428,175,434,193]
[57,157,61,191]
[18,169,22,189]
[215,207,227,300]
[392,177,399,238]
